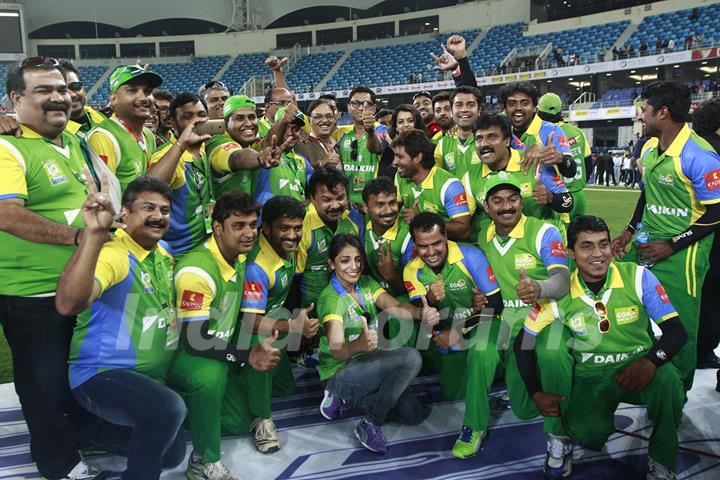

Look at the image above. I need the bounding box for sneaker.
[320,390,347,420]
[647,457,676,480]
[544,434,573,479]
[297,351,319,369]
[496,392,512,410]
[43,461,105,480]
[452,425,485,459]
[354,419,387,454]
[186,451,240,480]
[251,417,280,454]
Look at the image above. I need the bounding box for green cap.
[274,106,305,127]
[108,64,163,93]
[483,171,522,198]
[537,92,563,115]
[223,95,256,118]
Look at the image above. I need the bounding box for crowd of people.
[0,32,719,480]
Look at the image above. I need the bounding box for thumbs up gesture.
[402,199,421,225]
[358,315,378,352]
[292,303,319,339]
[248,330,281,372]
[426,280,446,305]
[516,268,541,304]
[520,130,564,174]
[420,295,440,327]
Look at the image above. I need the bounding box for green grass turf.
[0,186,641,385]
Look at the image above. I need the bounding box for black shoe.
[697,353,720,369]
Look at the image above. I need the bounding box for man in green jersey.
[56,176,186,480]
[537,93,592,219]
[198,80,231,120]
[431,92,454,143]
[434,86,482,177]
[337,86,391,206]
[222,196,315,453]
[611,81,720,392]
[86,64,164,192]
[258,87,293,138]
[168,192,281,480]
[403,213,503,401]
[393,129,473,241]
[518,216,687,480]
[0,57,101,480]
[462,113,574,241]
[452,172,573,460]
[60,60,107,139]
[297,166,364,310]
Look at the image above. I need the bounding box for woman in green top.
[317,234,439,454]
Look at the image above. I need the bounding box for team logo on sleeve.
[453,192,468,206]
[528,302,542,321]
[550,241,567,257]
[243,281,264,301]
[655,284,670,303]
[486,266,496,283]
[556,135,570,149]
[181,290,204,311]
[404,280,416,293]
[704,169,720,191]
[552,175,566,188]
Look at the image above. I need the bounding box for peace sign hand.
[81,168,117,235]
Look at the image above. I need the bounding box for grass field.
[0,186,640,385]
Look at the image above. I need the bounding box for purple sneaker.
[320,390,347,420]
[354,419,387,454]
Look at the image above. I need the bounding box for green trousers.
[421,345,468,401]
[568,189,587,219]
[624,234,713,391]
[221,335,295,435]
[567,360,684,472]
[167,349,229,463]
[463,316,573,435]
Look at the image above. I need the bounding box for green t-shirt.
[364,217,414,295]
[68,230,176,388]
[175,236,245,345]
[317,275,385,380]
[241,233,296,317]
[205,133,256,196]
[0,128,89,296]
[523,262,679,372]
[338,123,390,205]
[639,124,720,240]
[253,150,311,206]
[434,132,478,178]
[395,165,472,224]
[557,121,590,192]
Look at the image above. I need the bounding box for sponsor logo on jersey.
[569,313,588,335]
[705,169,720,191]
[404,280,416,293]
[614,305,639,325]
[568,136,578,146]
[655,284,670,303]
[141,271,154,293]
[422,201,439,213]
[453,192,468,206]
[444,153,456,170]
[528,303,541,321]
[645,204,689,217]
[520,181,532,197]
[550,241,566,257]
[448,278,467,291]
[503,299,531,308]
[280,273,289,287]
[486,266,496,283]
[43,160,67,186]
[181,290,204,311]
[344,164,375,173]
[316,238,327,253]
[514,253,537,270]
[243,281,263,300]
[222,142,241,151]
[657,173,674,186]
[556,135,570,150]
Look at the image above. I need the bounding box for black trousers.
[0,295,81,479]
[698,233,720,361]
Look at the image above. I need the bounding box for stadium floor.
[0,353,718,480]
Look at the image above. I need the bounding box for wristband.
[625,223,636,233]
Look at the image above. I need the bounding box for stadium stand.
[219,53,271,94]
[626,2,720,52]
[286,51,343,93]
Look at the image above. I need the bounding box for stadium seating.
[219,53,270,94]
[626,3,720,52]
[286,51,343,93]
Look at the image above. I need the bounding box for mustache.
[479,147,494,155]
[145,219,167,228]
[134,100,152,108]
[43,101,69,112]
[498,209,516,216]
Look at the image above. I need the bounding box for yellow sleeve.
[402,258,428,301]
[462,172,477,215]
[295,223,312,273]
[86,129,120,173]
[95,244,130,293]
[210,141,242,174]
[149,142,186,190]
[0,140,28,199]
[175,268,215,322]
[302,112,312,134]
[582,132,591,157]
[372,287,386,302]
[434,142,443,167]
[522,298,559,336]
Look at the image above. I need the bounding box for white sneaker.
[43,460,104,480]
[186,451,239,480]
[647,457,676,480]
[251,417,280,454]
[544,434,573,479]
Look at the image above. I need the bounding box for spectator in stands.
[152,88,175,145]
[59,59,107,139]
[198,80,230,120]
[390,104,425,137]
[656,39,664,54]
[667,38,675,52]
[627,45,636,58]
[690,7,699,21]
[684,36,692,50]
[412,91,440,137]
[296,98,340,168]
[0,56,104,480]
[431,91,454,141]
[693,34,703,48]
[611,46,619,60]
[691,98,720,371]
[640,41,648,56]
[596,44,607,62]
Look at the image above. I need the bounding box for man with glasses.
[60,59,107,139]
[259,87,294,139]
[0,56,102,479]
[152,88,175,146]
[199,80,230,120]
[338,86,391,206]
[517,215,686,480]
[295,99,340,168]
[412,91,441,138]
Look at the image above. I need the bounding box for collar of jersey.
[481,148,522,177]
[663,123,692,158]
[207,235,241,282]
[366,216,400,241]
[258,231,290,272]
[525,114,543,136]
[570,262,624,299]
[446,240,464,265]
[419,165,439,189]
[18,125,51,141]
[486,214,527,242]
[305,203,350,230]
[114,228,157,262]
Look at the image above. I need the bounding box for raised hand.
[265,55,288,72]
[81,169,116,235]
[322,149,342,169]
[430,44,459,71]
[361,103,376,130]
[0,115,21,137]
[249,330,281,371]
[426,279,446,305]
[293,302,319,339]
[358,315,378,352]
[258,134,283,168]
[376,241,395,281]
[281,102,299,124]
[420,295,440,327]
[180,117,211,149]
[520,131,563,174]
[401,199,420,224]
[446,34,467,59]
[610,230,633,259]
[516,268,541,304]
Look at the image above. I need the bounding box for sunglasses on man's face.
[594,301,610,334]
[67,81,84,92]
[203,80,228,91]
[20,56,60,69]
